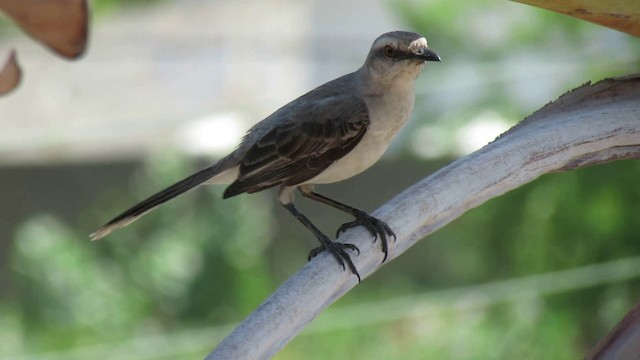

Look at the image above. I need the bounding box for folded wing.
[224,95,369,197]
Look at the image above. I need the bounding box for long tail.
[90,160,236,241]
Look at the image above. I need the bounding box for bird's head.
[362,31,440,85]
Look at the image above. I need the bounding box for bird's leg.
[280,202,361,282]
[299,188,396,263]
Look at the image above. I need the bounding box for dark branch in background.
[587,301,640,360]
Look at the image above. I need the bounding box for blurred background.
[1,0,639,359]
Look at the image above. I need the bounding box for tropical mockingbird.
[91,31,440,281]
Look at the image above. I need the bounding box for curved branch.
[587,300,640,360]
[206,74,640,360]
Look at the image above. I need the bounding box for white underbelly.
[306,128,395,184]
[307,91,415,184]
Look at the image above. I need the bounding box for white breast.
[307,84,416,184]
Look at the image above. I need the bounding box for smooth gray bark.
[206,74,640,360]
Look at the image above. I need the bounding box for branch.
[587,300,640,360]
[205,74,640,360]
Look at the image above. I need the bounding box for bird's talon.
[337,212,395,263]
[343,243,361,255]
[308,246,325,260]
[308,240,361,281]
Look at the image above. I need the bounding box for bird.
[91,31,440,281]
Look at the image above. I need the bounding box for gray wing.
[223,94,369,198]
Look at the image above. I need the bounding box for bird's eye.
[383,46,397,58]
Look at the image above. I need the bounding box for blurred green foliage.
[3,157,638,359]
[5,153,275,357]
[396,0,640,161]
[2,0,640,359]
[91,0,167,15]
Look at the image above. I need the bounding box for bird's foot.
[336,210,396,263]
[308,239,361,282]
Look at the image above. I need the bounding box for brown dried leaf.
[512,0,640,37]
[0,0,89,59]
[0,50,21,95]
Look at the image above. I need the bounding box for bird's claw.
[308,240,361,282]
[336,210,396,263]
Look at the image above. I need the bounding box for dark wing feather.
[223,95,369,198]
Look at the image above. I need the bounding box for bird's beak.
[415,48,441,62]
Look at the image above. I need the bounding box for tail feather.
[90,161,234,241]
